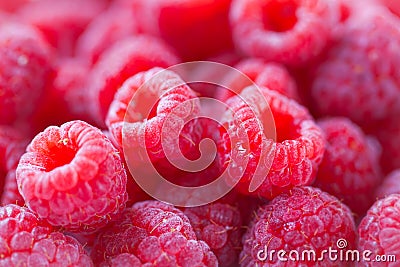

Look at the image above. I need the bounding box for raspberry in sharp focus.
[310,6,400,126]
[0,204,93,266]
[357,194,400,267]
[219,85,325,199]
[106,67,201,169]
[91,200,218,266]
[230,0,338,67]
[183,203,243,267]
[375,169,400,199]
[0,22,53,125]
[240,186,357,266]
[314,117,383,216]
[88,35,181,127]
[16,120,127,233]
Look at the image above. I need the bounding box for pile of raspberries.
[0,0,400,266]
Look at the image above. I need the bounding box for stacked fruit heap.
[0,0,399,266]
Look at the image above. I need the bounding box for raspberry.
[32,58,93,132]
[369,116,400,174]
[310,6,400,126]
[101,130,152,206]
[106,67,201,168]
[1,170,24,206]
[0,125,29,202]
[230,0,337,66]
[240,186,357,266]
[0,22,53,125]
[50,58,92,122]
[0,204,93,266]
[357,194,400,266]
[102,253,142,267]
[219,85,325,199]
[183,203,243,267]
[88,36,180,126]
[76,4,138,64]
[0,125,29,172]
[314,117,383,216]
[17,0,107,56]
[16,120,127,232]
[218,58,300,102]
[375,169,400,199]
[135,0,233,60]
[91,200,218,266]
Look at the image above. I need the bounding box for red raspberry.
[106,67,201,168]
[310,6,400,126]
[0,125,29,172]
[135,0,233,60]
[230,0,337,66]
[91,200,218,266]
[183,203,243,267]
[0,125,29,202]
[88,36,180,126]
[219,86,325,199]
[369,116,400,174]
[357,194,400,266]
[17,0,107,56]
[0,22,53,125]
[32,58,93,132]
[314,117,383,216]
[50,58,92,122]
[76,4,138,64]
[240,186,357,266]
[16,120,127,232]
[1,170,24,206]
[218,58,300,102]
[0,204,93,266]
[101,130,152,206]
[375,169,400,199]
[102,253,142,267]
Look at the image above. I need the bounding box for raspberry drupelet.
[16,120,127,233]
